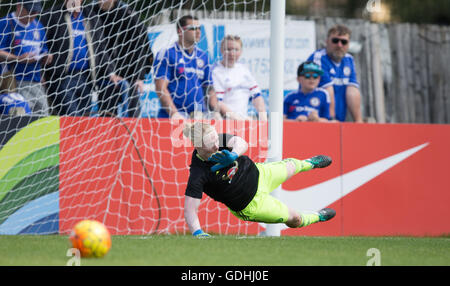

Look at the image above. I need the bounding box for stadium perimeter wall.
[0,116,449,236]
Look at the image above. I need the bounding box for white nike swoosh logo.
[280,142,429,211]
[260,143,429,231]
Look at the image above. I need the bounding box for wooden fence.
[154,10,450,124]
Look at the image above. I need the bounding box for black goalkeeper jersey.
[185,134,259,212]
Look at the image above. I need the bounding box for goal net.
[0,0,275,236]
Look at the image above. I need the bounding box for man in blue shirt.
[153,15,219,119]
[284,61,331,122]
[0,0,53,116]
[308,25,363,123]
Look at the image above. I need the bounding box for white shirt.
[212,61,262,118]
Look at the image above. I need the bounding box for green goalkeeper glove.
[192,229,211,238]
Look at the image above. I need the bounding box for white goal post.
[265,0,285,237]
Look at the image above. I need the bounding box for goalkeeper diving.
[183,122,336,238]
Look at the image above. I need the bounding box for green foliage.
[0,0,14,17]
[287,0,450,25]
[1,0,270,22]
[1,0,448,25]
[0,0,65,17]
[385,0,450,25]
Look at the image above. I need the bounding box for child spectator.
[284,61,331,122]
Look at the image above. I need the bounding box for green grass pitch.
[0,235,449,266]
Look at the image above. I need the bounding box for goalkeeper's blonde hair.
[182,121,216,147]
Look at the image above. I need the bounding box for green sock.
[299,213,320,228]
[285,158,313,174]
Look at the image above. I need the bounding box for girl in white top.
[212,35,267,121]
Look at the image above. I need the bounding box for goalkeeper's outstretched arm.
[184,195,210,237]
[184,195,201,233]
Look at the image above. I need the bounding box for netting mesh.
[0,0,271,235]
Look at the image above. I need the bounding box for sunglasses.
[302,73,320,79]
[331,38,349,45]
[224,35,241,41]
[184,25,201,31]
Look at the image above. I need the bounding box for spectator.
[92,0,154,118]
[40,0,125,117]
[308,24,363,122]
[0,0,53,116]
[212,35,267,121]
[284,61,331,122]
[153,15,219,120]
[0,92,31,116]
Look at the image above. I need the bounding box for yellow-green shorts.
[229,160,291,224]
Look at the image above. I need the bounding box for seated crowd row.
[0,1,363,123]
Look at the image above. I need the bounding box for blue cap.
[297,61,324,77]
